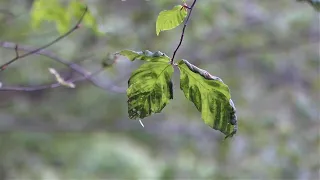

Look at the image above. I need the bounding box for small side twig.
[170,0,197,64]
[0,67,125,92]
[49,68,76,88]
[0,42,92,77]
[0,69,99,92]
[0,6,88,71]
[0,42,126,93]
[14,44,19,57]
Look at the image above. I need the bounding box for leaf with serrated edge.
[156,5,187,35]
[117,50,170,62]
[127,59,173,119]
[178,59,237,138]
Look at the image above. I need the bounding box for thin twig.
[170,0,197,64]
[0,6,88,71]
[14,44,19,57]
[0,67,126,92]
[0,82,62,91]
[0,42,92,76]
[0,42,126,93]
[0,71,93,92]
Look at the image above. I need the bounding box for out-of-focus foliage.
[31,0,100,34]
[0,0,319,179]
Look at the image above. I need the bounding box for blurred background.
[0,0,319,179]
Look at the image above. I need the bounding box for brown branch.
[0,68,101,92]
[0,5,127,93]
[0,68,127,93]
[0,72,89,92]
[0,41,126,93]
[0,6,88,71]
[0,82,62,91]
[1,42,91,76]
[14,44,19,57]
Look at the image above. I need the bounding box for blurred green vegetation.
[0,0,319,179]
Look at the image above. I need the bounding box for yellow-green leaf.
[31,0,102,35]
[31,0,70,33]
[156,5,188,36]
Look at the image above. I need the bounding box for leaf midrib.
[179,65,212,93]
[131,63,172,112]
[179,64,228,125]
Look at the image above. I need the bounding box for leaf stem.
[170,0,197,64]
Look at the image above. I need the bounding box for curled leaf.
[117,50,170,62]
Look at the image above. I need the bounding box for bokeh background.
[0,0,319,179]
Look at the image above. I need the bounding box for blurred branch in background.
[0,6,88,72]
[0,41,126,93]
[0,4,126,93]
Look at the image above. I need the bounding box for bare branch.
[0,41,91,76]
[0,42,125,93]
[14,44,19,57]
[0,6,88,71]
[0,68,126,93]
[0,5,127,93]
[0,82,62,92]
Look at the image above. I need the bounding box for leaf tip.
[224,128,237,140]
[156,27,161,36]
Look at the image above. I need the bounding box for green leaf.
[156,5,188,35]
[127,59,174,119]
[117,50,170,62]
[178,59,237,138]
